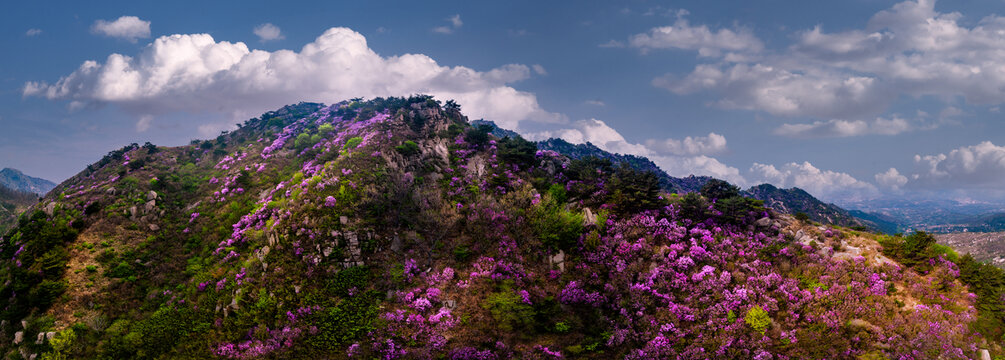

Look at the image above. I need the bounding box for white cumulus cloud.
[627,18,763,56]
[644,132,726,156]
[875,168,908,191]
[638,0,1005,131]
[749,161,877,201]
[91,16,151,42]
[26,28,42,37]
[23,27,560,133]
[253,23,284,42]
[773,117,912,138]
[910,141,1005,189]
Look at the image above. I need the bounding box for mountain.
[0,184,37,235]
[847,210,904,234]
[1,97,1001,359]
[743,184,865,228]
[533,138,870,229]
[0,168,56,195]
[534,137,691,192]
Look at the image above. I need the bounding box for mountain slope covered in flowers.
[1,97,1003,359]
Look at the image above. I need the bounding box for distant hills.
[743,184,864,228]
[0,168,56,195]
[0,184,38,235]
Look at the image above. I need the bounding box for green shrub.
[530,194,583,250]
[32,280,67,306]
[608,164,662,215]
[344,136,363,150]
[745,305,770,334]
[106,261,135,278]
[794,212,810,222]
[483,282,534,332]
[497,136,537,168]
[395,140,420,156]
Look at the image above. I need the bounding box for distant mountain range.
[467,121,874,230]
[0,168,56,195]
[0,183,38,235]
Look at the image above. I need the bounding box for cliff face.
[0,97,998,359]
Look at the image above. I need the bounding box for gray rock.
[583,208,597,226]
[981,349,991,360]
[44,202,56,217]
[340,216,349,225]
[45,332,54,341]
[755,217,772,228]
[105,187,117,195]
[147,190,158,201]
[148,224,160,231]
[35,332,44,344]
[144,200,156,212]
[13,331,22,344]
[550,250,566,271]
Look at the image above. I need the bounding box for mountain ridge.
[0,97,1000,359]
[0,168,56,196]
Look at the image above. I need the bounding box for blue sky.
[4,0,1005,207]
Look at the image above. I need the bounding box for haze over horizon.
[4,0,1005,207]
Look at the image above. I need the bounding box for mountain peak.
[0,167,56,195]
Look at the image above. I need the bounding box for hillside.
[1,97,1002,359]
[0,184,37,235]
[936,232,1005,269]
[0,168,56,196]
[744,184,865,229]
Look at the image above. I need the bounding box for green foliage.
[465,125,492,147]
[40,328,77,360]
[745,305,771,335]
[714,196,765,225]
[318,123,334,134]
[530,192,584,250]
[395,140,420,156]
[305,267,380,352]
[497,136,537,168]
[344,136,363,150]
[794,212,810,222]
[483,282,535,332]
[957,254,1005,339]
[879,231,955,270]
[106,261,136,279]
[103,306,210,358]
[675,192,711,221]
[32,279,67,306]
[727,310,737,323]
[565,156,612,183]
[700,179,740,200]
[608,164,662,215]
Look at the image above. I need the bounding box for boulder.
[144,200,156,212]
[981,349,991,360]
[148,224,160,231]
[147,190,158,201]
[755,217,772,228]
[44,202,56,216]
[13,331,22,344]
